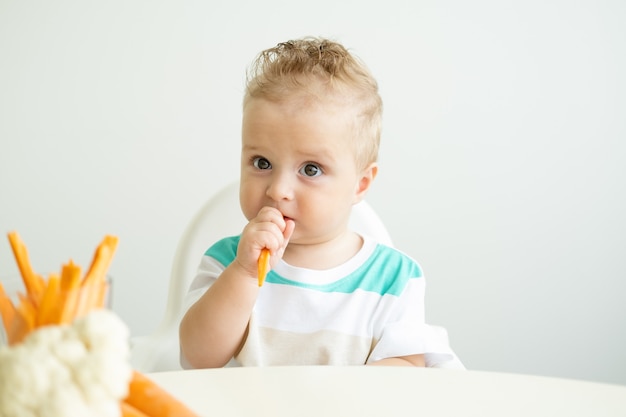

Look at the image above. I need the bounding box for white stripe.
[254,279,425,337]
[271,237,378,284]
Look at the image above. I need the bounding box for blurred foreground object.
[0,232,116,345]
[0,310,132,417]
[0,232,200,417]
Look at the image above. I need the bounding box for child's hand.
[236,206,295,280]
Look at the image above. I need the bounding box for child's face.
[240,97,375,246]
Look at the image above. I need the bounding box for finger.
[256,206,284,224]
[274,219,295,261]
[283,219,295,243]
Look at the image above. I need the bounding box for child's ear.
[354,162,378,204]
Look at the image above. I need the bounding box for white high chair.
[130,181,464,372]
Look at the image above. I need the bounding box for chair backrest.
[130,180,394,372]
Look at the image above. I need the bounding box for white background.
[1,0,624,385]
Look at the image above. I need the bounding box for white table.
[147,366,626,416]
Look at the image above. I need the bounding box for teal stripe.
[205,235,422,297]
[205,235,240,267]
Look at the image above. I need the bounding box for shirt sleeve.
[181,236,239,314]
[366,277,455,367]
[181,255,226,317]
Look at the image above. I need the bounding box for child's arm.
[368,354,425,367]
[179,207,294,368]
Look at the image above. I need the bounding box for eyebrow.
[299,148,337,163]
[242,143,338,163]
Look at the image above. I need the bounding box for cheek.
[239,183,263,220]
[299,190,346,221]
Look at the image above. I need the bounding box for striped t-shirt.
[182,235,452,367]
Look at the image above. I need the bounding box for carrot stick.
[9,300,36,345]
[17,292,34,310]
[56,260,82,324]
[258,248,270,287]
[37,273,60,326]
[35,274,46,293]
[0,282,16,335]
[121,401,150,417]
[3,232,120,341]
[72,285,93,319]
[61,260,82,291]
[73,277,111,318]
[95,277,110,308]
[124,371,200,417]
[7,231,44,302]
[73,235,117,317]
[83,235,118,286]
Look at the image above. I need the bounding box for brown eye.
[300,163,322,177]
[253,157,271,170]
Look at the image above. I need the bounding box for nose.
[266,172,294,202]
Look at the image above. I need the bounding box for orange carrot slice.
[0,282,16,335]
[9,300,36,345]
[124,371,200,417]
[3,232,120,343]
[121,401,150,417]
[7,231,44,302]
[37,274,60,326]
[95,277,110,308]
[258,248,270,287]
[77,235,118,316]
[61,260,82,291]
[83,235,118,286]
[56,260,82,324]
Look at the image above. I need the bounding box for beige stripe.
[236,327,375,366]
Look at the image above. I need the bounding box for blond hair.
[244,37,382,168]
